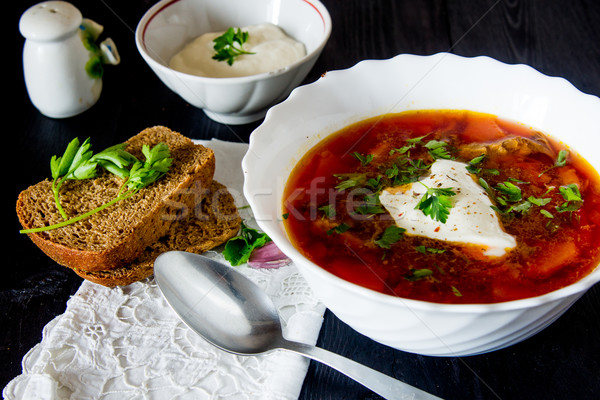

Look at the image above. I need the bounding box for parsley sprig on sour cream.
[211,27,254,65]
[415,183,456,224]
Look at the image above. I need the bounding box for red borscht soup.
[282,110,600,304]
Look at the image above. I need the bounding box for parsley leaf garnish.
[123,143,172,191]
[465,154,486,174]
[334,173,367,191]
[212,27,254,65]
[327,223,350,235]
[366,175,383,191]
[223,222,271,266]
[50,137,96,219]
[318,204,336,218]
[389,134,428,155]
[527,196,552,207]
[355,203,386,216]
[425,140,453,160]
[540,209,554,219]
[555,150,569,167]
[407,134,429,145]
[415,245,446,254]
[405,268,433,281]
[22,139,172,234]
[389,145,412,155]
[385,163,400,180]
[451,286,463,297]
[539,149,569,177]
[494,181,522,203]
[374,225,405,248]
[353,192,385,217]
[415,183,456,223]
[556,183,583,213]
[387,157,431,185]
[352,152,374,166]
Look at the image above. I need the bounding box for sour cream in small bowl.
[135,0,331,125]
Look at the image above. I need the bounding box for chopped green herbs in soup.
[282,110,600,303]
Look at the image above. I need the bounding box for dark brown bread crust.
[16,126,216,272]
[71,180,241,287]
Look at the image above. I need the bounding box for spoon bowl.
[154,251,442,400]
[155,250,283,354]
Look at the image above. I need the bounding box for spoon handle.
[282,340,443,400]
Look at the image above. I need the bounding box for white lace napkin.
[4,139,325,400]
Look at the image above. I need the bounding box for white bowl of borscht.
[242,52,600,356]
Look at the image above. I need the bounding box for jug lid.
[20,1,83,42]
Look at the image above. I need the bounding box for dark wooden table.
[7,1,600,399]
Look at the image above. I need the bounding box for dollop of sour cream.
[379,159,517,257]
[168,23,306,78]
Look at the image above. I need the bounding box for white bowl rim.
[134,0,332,83]
[244,52,600,314]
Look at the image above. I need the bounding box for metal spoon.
[154,251,443,400]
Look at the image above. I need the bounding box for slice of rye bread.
[16,126,216,272]
[72,180,242,287]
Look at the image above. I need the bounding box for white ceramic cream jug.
[19,1,120,118]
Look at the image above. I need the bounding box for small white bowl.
[135,0,331,125]
[243,53,600,356]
